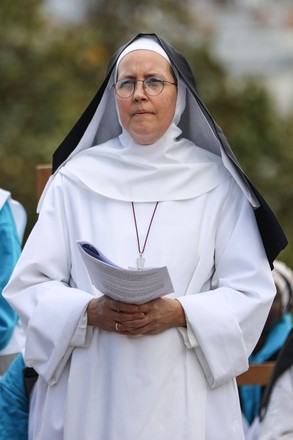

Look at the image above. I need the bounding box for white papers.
[77,240,174,304]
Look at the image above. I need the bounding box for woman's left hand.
[116,298,186,335]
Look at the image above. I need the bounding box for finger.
[122,323,153,335]
[118,312,146,323]
[114,321,136,335]
[110,299,139,313]
[137,299,161,313]
[120,317,148,329]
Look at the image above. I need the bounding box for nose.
[132,81,148,100]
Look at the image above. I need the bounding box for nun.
[4,33,287,440]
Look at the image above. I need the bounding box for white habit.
[4,34,281,440]
[4,144,275,439]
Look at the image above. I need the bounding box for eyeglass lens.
[115,77,165,98]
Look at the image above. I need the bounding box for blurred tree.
[0,0,46,231]
[0,0,108,234]
[202,77,292,265]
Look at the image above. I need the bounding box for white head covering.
[59,38,230,202]
[116,37,171,66]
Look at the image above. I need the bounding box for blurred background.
[1,0,292,264]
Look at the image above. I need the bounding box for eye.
[117,79,135,90]
[145,77,164,87]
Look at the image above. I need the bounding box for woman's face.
[116,50,177,145]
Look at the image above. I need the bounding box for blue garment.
[0,353,29,439]
[0,200,21,350]
[239,313,293,424]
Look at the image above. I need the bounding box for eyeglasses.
[113,77,177,99]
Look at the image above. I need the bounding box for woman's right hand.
[86,296,146,333]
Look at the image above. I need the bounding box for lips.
[132,109,153,116]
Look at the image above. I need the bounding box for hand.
[87,296,186,335]
[87,296,146,332]
[115,298,186,336]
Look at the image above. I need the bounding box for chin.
[136,140,154,146]
[132,132,161,145]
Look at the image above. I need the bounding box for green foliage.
[211,81,292,264]
[0,0,109,232]
[0,0,292,265]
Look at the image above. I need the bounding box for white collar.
[61,127,230,202]
[38,72,257,209]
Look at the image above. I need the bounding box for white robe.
[4,170,275,440]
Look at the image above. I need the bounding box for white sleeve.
[177,181,276,388]
[3,173,94,385]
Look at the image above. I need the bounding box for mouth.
[132,109,153,116]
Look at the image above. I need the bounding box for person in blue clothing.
[239,260,293,431]
[0,353,30,440]
[0,189,25,375]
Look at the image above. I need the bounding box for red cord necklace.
[131,201,159,270]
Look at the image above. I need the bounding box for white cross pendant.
[136,253,145,270]
[128,253,146,271]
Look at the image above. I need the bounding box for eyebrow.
[117,73,166,81]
